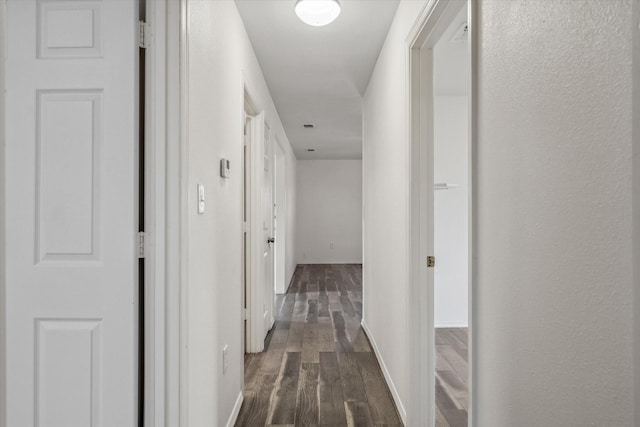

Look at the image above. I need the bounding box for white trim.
[143,1,183,426]
[284,266,297,294]
[143,0,160,423]
[0,1,6,426]
[435,322,469,328]
[178,0,190,424]
[297,260,363,265]
[225,392,244,427]
[406,1,470,426]
[361,321,406,424]
[468,1,478,424]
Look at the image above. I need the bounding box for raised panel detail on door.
[38,0,103,58]
[36,91,102,263]
[35,319,102,427]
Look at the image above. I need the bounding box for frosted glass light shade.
[295,0,341,27]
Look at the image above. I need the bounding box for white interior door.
[5,1,139,425]
[246,111,267,353]
[262,124,275,333]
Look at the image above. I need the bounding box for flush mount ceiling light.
[295,0,341,27]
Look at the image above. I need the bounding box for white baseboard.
[435,321,468,328]
[361,320,407,424]
[225,391,244,427]
[297,260,363,265]
[434,322,469,329]
[286,266,296,292]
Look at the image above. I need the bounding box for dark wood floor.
[435,328,468,427]
[235,264,403,427]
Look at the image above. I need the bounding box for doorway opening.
[408,0,472,425]
[243,94,255,353]
[432,2,470,425]
[243,90,276,355]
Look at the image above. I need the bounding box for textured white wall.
[434,96,468,327]
[185,1,297,424]
[362,1,427,419]
[296,160,362,264]
[475,1,635,424]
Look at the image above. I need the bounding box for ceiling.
[235,0,400,160]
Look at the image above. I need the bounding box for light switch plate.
[222,345,228,375]
[197,184,205,214]
[220,158,230,178]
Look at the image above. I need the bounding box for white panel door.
[247,111,266,352]
[262,124,274,333]
[5,0,139,426]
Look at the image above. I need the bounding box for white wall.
[285,150,297,287]
[296,160,362,264]
[185,1,297,425]
[362,1,426,420]
[274,142,287,294]
[434,96,468,327]
[364,0,638,424]
[474,0,635,424]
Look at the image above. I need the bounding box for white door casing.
[5,0,139,425]
[407,1,470,426]
[244,113,251,353]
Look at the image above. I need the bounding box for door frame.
[406,0,475,425]
[0,1,6,424]
[143,0,183,426]
[243,87,268,354]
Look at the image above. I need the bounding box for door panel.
[5,0,139,425]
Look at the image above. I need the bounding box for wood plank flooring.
[235,264,402,427]
[435,328,468,427]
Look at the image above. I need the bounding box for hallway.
[235,264,402,426]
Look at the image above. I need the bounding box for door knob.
[267,237,275,244]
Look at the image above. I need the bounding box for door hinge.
[243,222,249,233]
[138,232,146,258]
[243,308,248,320]
[427,256,435,268]
[139,20,151,48]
